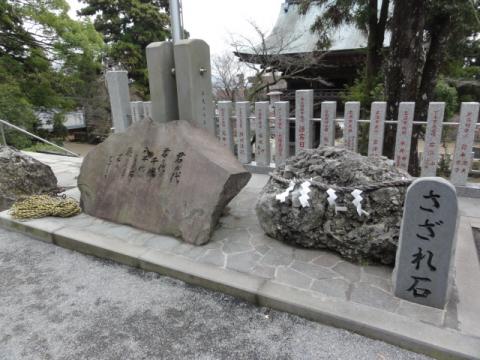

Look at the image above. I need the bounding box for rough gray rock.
[0,146,58,211]
[78,120,251,245]
[256,147,412,265]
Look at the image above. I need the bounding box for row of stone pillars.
[105,39,218,137]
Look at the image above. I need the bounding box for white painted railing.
[213,92,480,188]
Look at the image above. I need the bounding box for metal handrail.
[0,119,80,157]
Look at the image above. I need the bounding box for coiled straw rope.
[10,194,81,220]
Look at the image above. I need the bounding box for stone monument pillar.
[393,177,458,309]
[173,39,215,135]
[146,42,179,123]
[105,71,132,133]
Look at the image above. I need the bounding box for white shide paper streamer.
[327,188,347,213]
[299,181,312,208]
[351,189,369,217]
[276,181,295,203]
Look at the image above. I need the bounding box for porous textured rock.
[0,146,58,211]
[256,147,412,265]
[78,120,251,245]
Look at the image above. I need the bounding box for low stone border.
[1,212,479,359]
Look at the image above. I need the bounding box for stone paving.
[4,151,480,357]
[22,151,82,189]
[50,175,453,330]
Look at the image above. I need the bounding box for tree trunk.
[365,0,389,96]
[415,15,452,122]
[408,14,452,175]
[384,0,427,160]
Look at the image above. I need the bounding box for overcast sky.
[67,0,282,55]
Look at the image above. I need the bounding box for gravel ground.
[0,228,431,360]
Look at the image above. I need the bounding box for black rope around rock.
[269,173,413,193]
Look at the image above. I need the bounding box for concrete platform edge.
[1,213,479,360]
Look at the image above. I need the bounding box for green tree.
[303,0,479,175]
[79,0,171,96]
[384,0,479,174]
[0,0,105,147]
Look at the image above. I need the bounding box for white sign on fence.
[320,101,337,147]
[343,101,360,152]
[451,102,480,185]
[275,101,290,166]
[295,90,313,153]
[368,102,387,157]
[217,101,234,153]
[394,102,415,170]
[421,102,446,177]
[255,102,271,166]
[236,101,252,164]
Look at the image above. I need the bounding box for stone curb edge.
[1,213,479,360]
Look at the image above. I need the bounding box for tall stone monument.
[393,177,458,309]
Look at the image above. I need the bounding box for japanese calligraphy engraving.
[102,144,184,184]
[393,177,458,309]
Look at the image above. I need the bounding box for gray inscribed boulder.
[0,146,58,211]
[78,120,251,245]
[256,147,412,265]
